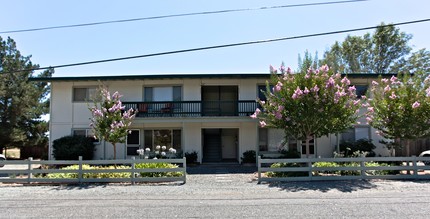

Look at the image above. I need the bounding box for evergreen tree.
[0,36,53,153]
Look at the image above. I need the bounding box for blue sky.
[1,0,429,77]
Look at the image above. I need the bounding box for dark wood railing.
[123,100,258,118]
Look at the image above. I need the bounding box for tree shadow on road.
[265,180,377,193]
[50,184,108,190]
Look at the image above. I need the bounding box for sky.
[1,0,430,77]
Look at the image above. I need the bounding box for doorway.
[201,86,238,116]
[202,129,238,162]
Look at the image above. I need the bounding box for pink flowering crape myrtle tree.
[252,65,361,158]
[366,73,430,156]
[89,87,137,160]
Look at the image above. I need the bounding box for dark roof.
[29,73,397,82]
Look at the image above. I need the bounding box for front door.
[203,129,238,162]
[203,129,222,162]
[221,129,238,161]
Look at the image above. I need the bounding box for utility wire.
[21,18,429,73]
[0,0,367,34]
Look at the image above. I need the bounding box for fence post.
[78,156,83,184]
[412,155,418,177]
[257,156,261,184]
[360,155,366,179]
[131,157,136,185]
[182,157,187,184]
[27,157,33,184]
[308,159,313,180]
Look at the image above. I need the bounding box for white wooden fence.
[258,156,430,183]
[0,156,186,184]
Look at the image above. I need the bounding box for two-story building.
[34,73,390,162]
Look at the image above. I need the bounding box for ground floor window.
[258,128,268,151]
[127,129,182,156]
[300,139,315,155]
[341,126,371,142]
[72,129,99,144]
[126,130,140,155]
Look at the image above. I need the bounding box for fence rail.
[0,156,186,184]
[123,100,258,118]
[257,156,430,183]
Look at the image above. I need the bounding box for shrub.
[184,151,198,164]
[339,139,376,157]
[340,162,361,176]
[313,162,340,175]
[365,162,393,175]
[45,164,131,179]
[266,162,308,177]
[52,135,95,160]
[135,162,183,177]
[278,149,301,159]
[241,150,256,163]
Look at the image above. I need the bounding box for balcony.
[123,100,258,118]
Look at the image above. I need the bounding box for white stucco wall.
[48,76,391,161]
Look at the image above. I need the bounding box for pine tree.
[0,36,53,153]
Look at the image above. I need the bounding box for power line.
[14,18,430,74]
[0,0,367,34]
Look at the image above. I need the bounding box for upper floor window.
[257,85,273,101]
[73,87,96,102]
[354,85,368,99]
[144,86,182,102]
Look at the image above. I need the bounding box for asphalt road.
[1,173,430,218]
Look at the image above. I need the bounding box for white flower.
[155,151,160,155]
[145,148,150,152]
[156,145,161,150]
[161,152,166,156]
[171,149,177,154]
[161,146,167,150]
[153,157,158,160]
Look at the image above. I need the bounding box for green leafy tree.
[366,73,430,156]
[321,23,413,74]
[89,87,137,159]
[0,36,52,153]
[297,50,319,72]
[252,65,361,157]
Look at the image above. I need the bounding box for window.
[257,85,273,101]
[143,129,182,151]
[126,130,140,156]
[354,85,368,99]
[73,87,96,102]
[258,128,268,151]
[72,129,99,144]
[301,139,315,155]
[127,130,140,145]
[144,86,182,101]
[341,127,370,142]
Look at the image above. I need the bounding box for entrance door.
[203,129,222,162]
[203,129,238,162]
[221,129,238,161]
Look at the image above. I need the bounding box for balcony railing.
[123,100,258,118]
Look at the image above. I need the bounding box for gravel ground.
[1,172,430,218]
